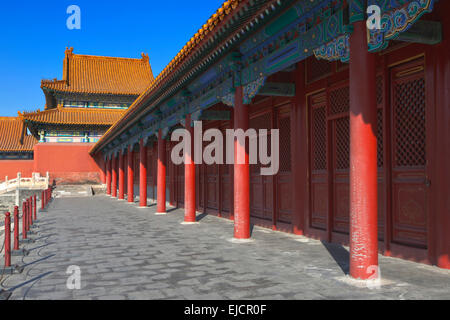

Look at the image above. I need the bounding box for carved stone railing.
[0,172,49,195]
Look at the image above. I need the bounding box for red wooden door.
[196,163,204,212]
[176,162,185,206]
[329,84,350,234]
[275,105,293,225]
[389,58,428,248]
[147,147,154,199]
[166,142,174,205]
[201,122,220,214]
[220,125,232,216]
[249,110,273,222]
[309,92,328,230]
[206,161,219,213]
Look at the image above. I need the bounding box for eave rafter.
[94,0,439,158]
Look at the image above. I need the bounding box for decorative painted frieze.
[368,0,437,52]
[313,34,350,62]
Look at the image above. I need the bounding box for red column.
[157,130,167,214]
[292,62,307,235]
[349,21,378,280]
[22,202,27,239]
[118,150,125,200]
[435,2,450,269]
[13,206,19,250]
[184,114,196,222]
[106,157,112,195]
[139,139,148,208]
[25,201,30,231]
[127,146,135,203]
[100,157,106,184]
[33,195,37,220]
[28,198,33,226]
[111,154,117,198]
[233,86,250,239]
[4,212,11,267]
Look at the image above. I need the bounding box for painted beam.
[396,20,442,45]
[258,82,295,97]
[199,110,231,121]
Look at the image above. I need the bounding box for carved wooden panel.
[390,59,427,248]
[276,106,292,224]
[310,92,328,230]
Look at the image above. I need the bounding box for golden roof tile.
[21,108,126,126]
[91,0,243,154]
[0,117,37,152]
[41,48,155,96]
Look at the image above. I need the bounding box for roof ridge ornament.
[141,53,149,62]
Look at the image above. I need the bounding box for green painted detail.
[167,98,178,108]
[397,20,442,45]
[265,43,302,75]
[265,8,299,37]
[258,82,295,97]
[199,110,231,121]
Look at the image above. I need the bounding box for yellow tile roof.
[20,107,126,126]
[41,48,155,96]
[0,117,37,152]
[91,0,243,154]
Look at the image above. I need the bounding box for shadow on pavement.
[321,241,350,275]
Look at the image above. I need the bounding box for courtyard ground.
[1,195,449,300]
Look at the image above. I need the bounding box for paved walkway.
[1,196,449,300]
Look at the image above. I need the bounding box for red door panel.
[276,106,292,224]
[310,93,328,230]
[250,111,273,221]
[390,59,428,248]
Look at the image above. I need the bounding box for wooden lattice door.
[329,85,350,234]
[275,105,293,224]
[390,58,428,248]
[309,92,328,230]
[176,161,185,206]
[203,124,220,213]
[249,111,273,222]
[220,125,232,216]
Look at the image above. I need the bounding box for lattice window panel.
[166,144,171,178]
[278,116,291,172]
[334,117,350,170]
[329,86,349,116]
[394,78,426,167]
[147,152,153,180]
[336,60,349,72]
[203,139,217,175]
[221,128,229,174]
[311,106,327,171]
[307,57,332,83]
[249,112,272,174]
[377,108,384,168]
[376,76,383,106]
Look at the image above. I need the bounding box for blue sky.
[0,0,224,117]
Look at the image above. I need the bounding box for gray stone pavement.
[1,195,449,300]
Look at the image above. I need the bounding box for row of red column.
[4,191,49,268]
[230,22,378,279]
[104,22,377,280]
[106,134,168,214]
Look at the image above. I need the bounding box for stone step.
[54,184,105,198]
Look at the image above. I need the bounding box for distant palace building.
[19,47,154,145]
[0,48,154,183]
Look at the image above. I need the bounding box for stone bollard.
[13,206,19,251]
[4,213,11,268]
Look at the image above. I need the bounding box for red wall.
[0,160,34,182]
[33,143,102,185]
